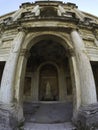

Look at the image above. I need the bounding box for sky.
[0,0,98,17]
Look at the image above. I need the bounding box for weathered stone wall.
[0,0,98,129]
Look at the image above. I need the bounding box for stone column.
[0,28,26,130]
[15,49,29,103]
[69,56,81,110]
[71,30,97,105]
[0,28,26,104]
[14,49,29,123]
[0,38,2,46]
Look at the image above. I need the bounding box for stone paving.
[24,122,77,130]
[23,102,76,130]
[24,102,73,123]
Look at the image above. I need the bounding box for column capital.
[17,26,28,33]
[66,48,75,57]
[71,28,79,33]
[20,49,30,58]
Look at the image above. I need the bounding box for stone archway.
[23,36,73,123]
[23,38,73,102]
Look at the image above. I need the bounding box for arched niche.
[39,63,59,101]
[14,32,79,123]
[23,38,73,102]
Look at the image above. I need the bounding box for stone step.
[24,102,73,124]
[24,122,77,130]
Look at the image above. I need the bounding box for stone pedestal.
[0,103,24,130]
[0,104,18,130]
[73,103,98,130]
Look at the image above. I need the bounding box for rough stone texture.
[0,103,24,130]
[23,102,73,123]
[73,103,98,130]
[71,30,97,105]
[0,0,98,130]
[0,106,18,130]
[0,30,26,104]
[24,122,77,130]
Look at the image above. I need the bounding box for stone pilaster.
[0,28,26,130]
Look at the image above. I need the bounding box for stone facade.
[0,0,98,129]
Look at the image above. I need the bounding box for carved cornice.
[20,2,33,8]
[92,29,98,40]
[0,23,5,38]
[1,17,79,33]
[17,16,80,23]
[78,20,98,30]
[0,26,73,35]
[0,21,20,31]
[1,15,98,36]
[35,1,63,6]
[2,18,98,33]
[19,26,74,33]
[17,26,28,34]
[66,2,78,8]
[78,22,93,31]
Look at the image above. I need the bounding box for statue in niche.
[44,81,53,101]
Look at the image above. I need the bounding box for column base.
[0,103,24,130]
[73,103,98,130]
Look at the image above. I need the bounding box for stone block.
[73,103,98,130]
[0,104,20,130]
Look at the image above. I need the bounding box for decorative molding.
[20,49,30,58]
[17,26,28,34]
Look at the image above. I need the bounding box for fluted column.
[0,28,26,104]
[71,30,97,105]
